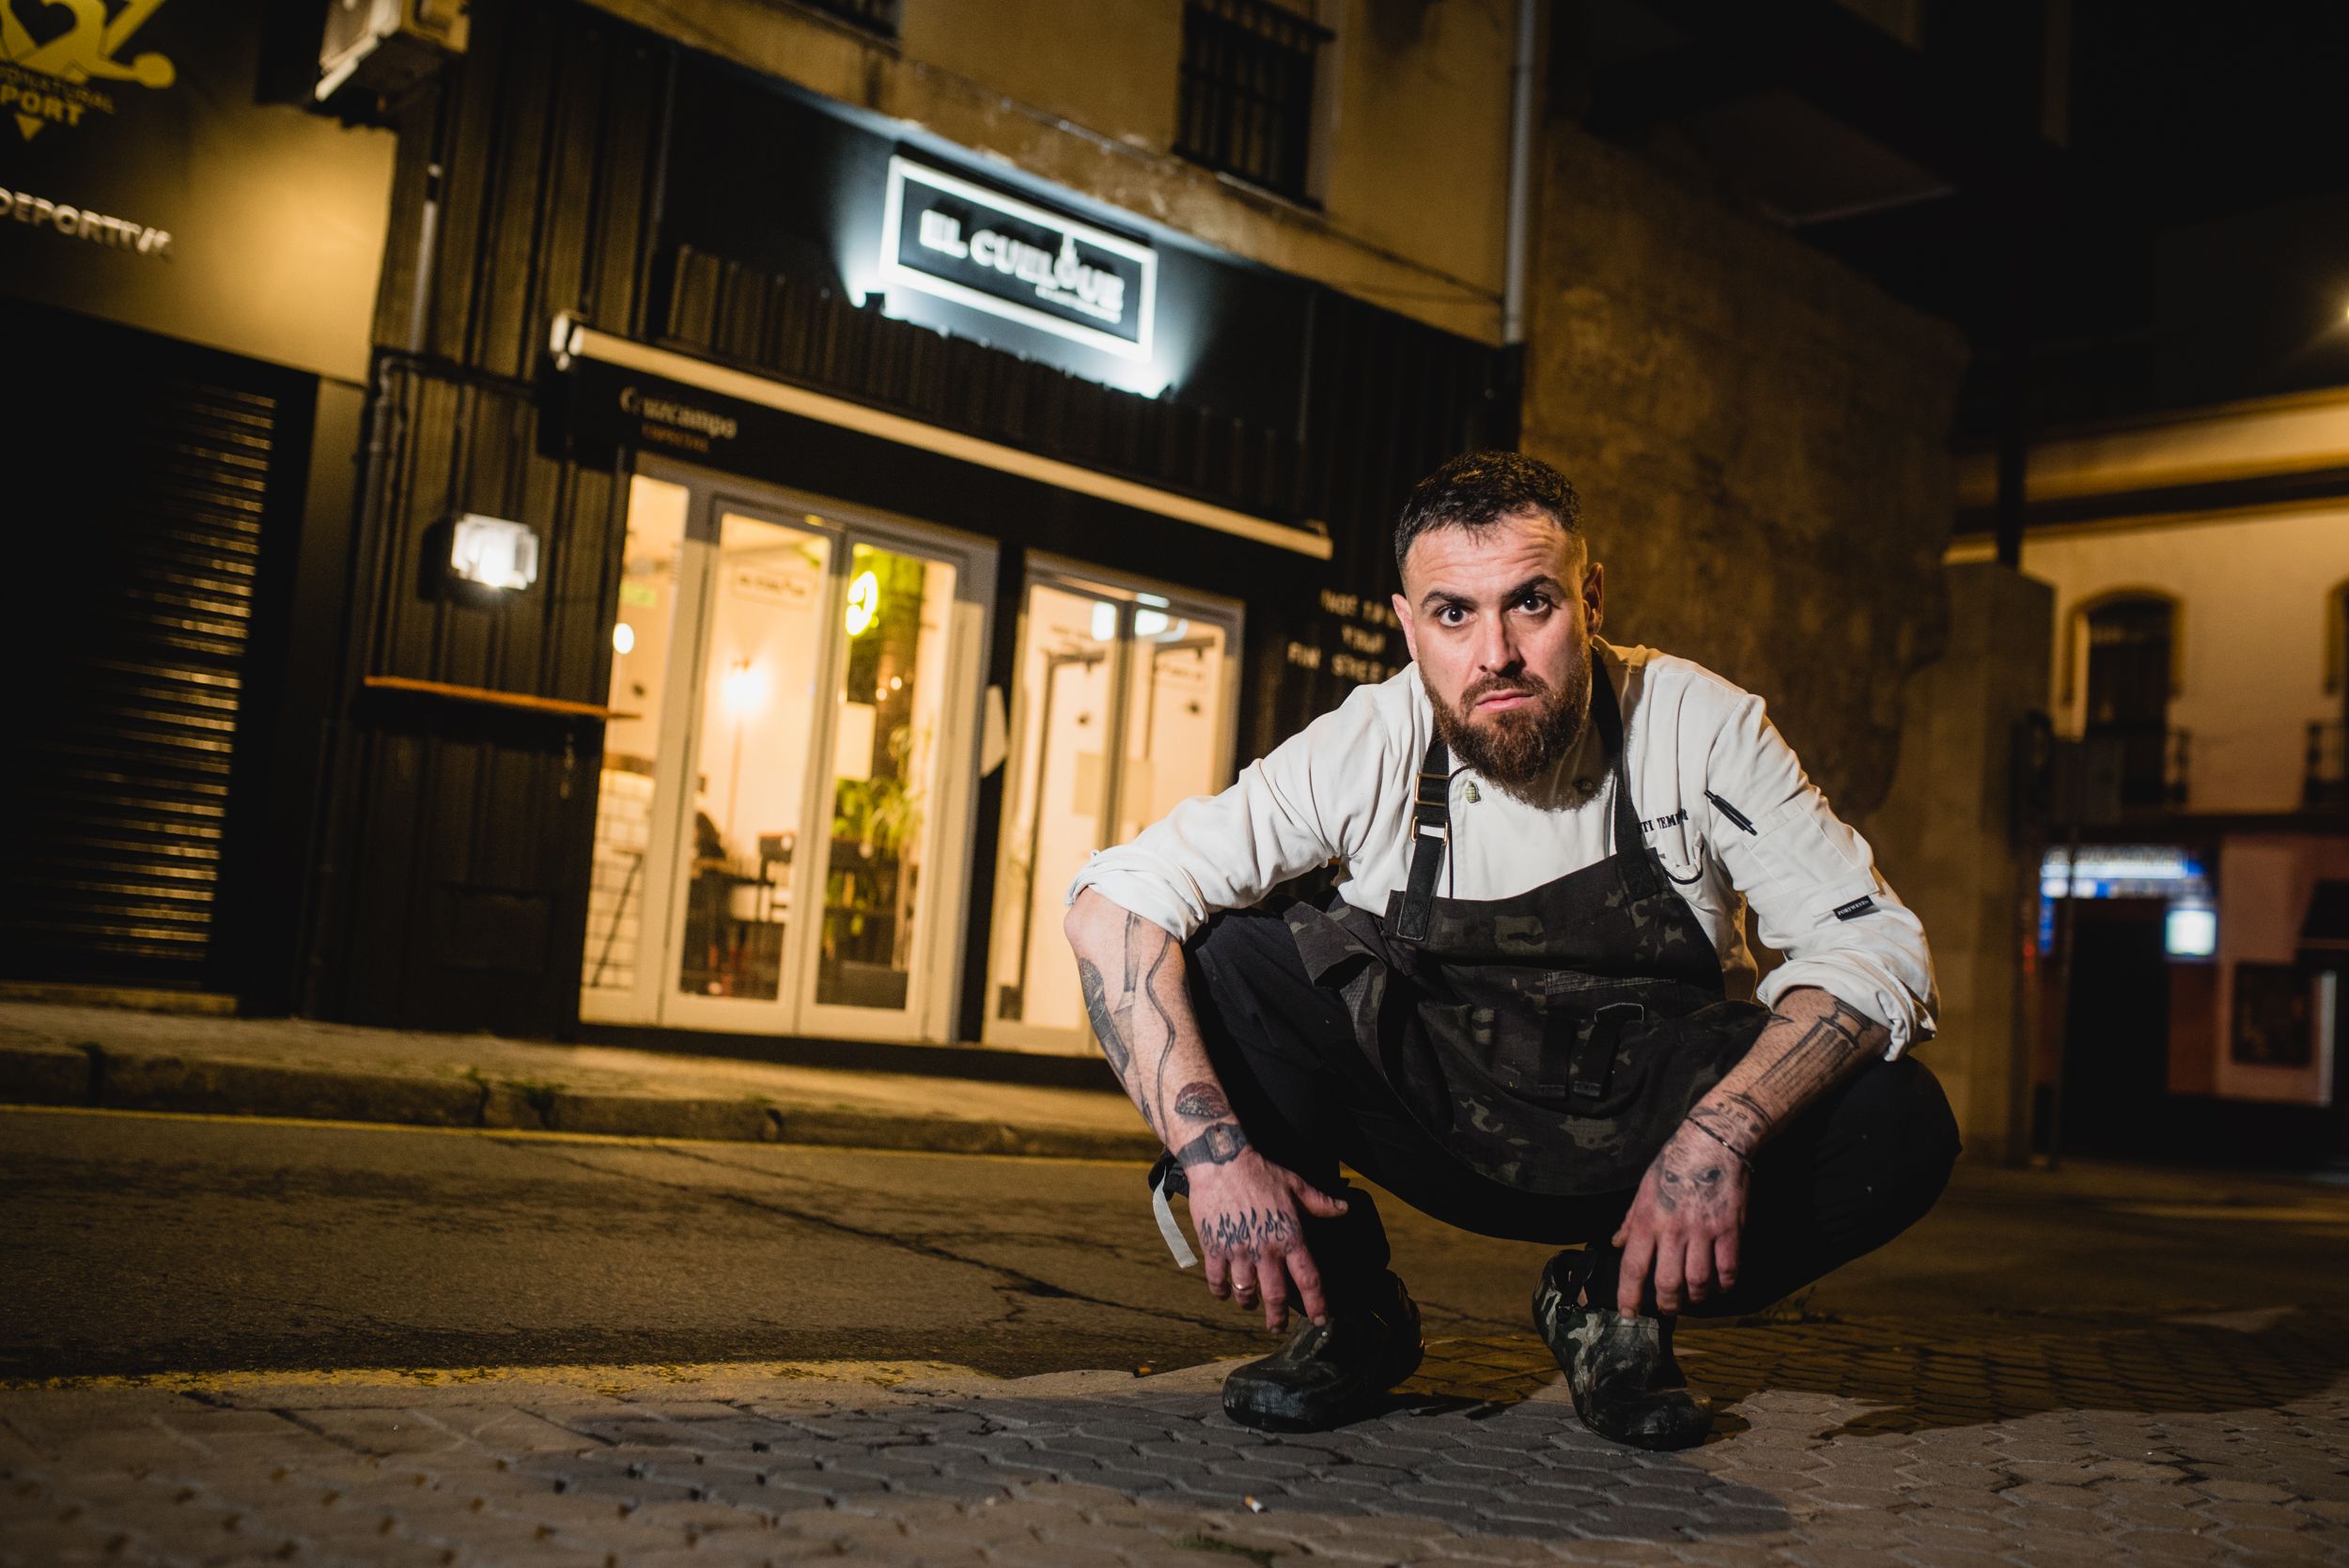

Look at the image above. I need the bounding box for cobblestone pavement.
[8,1306,2347,1568]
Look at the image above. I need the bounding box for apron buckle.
[1568,1001,1645,1100]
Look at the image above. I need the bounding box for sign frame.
[878,155,1158,364]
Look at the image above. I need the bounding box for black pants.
[1183,906,1963,1318]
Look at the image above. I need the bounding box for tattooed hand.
[1062,893,1348,1331]
[1610,986,1886,1319]
[1185,1147,1351,1332]
[1611,1121,1749,1317]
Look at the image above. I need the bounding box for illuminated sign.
[1,0,176,145]
[879,156,1156,363]
[2039,845,2207,900]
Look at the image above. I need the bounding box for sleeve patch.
[1832,895,1877,922]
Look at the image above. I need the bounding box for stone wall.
[1864,563,2056,1159]
[1524,127,1970,815]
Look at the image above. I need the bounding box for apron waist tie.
[1146,1153,1199,1268]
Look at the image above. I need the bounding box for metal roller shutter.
[4,303,307,995]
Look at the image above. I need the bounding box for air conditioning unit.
[316,0,468,108]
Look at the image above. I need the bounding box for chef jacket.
[1066,639,1937,1057]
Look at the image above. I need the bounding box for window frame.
[1174,0,1335,207]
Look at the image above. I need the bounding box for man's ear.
[1581,561,1604,634]
[1391,591,1419,662]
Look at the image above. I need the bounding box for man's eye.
[1437,605,1469,627]
[1516,594,1553,614]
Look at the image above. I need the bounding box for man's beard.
[1423,651,1593,794]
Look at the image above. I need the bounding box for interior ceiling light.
[845,569,880,636]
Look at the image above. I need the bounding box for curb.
[0,1039,1159,1163]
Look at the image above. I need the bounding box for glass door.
[985,565,1241,1055]
[582,470,991,1044]
[661,508,833,1031]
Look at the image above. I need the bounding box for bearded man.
[1064,451,1956,1451]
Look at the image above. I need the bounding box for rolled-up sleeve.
[1700,692,1938,1057]
[1067,680,1404,941]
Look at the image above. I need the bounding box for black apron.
[1283,661,1769,1195]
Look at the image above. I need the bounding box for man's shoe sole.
[1222,1331,1425,1432]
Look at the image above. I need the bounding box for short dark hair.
[1392,450,1582,577]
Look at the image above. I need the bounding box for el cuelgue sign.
[879,156,1156,363]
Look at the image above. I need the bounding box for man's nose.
[1471,613,1520,673]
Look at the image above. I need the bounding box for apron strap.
[1393,655,1648,942]
[1589,659,1659,900]
[1393,735,1453,942]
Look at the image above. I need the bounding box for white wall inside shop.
[1949,508,2349,814]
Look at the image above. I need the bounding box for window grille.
[1176,0,1330,203]
[796,0,897,39]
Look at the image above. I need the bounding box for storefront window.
[583,476,690,998]
[816,543,958,1010]
[677,514,832,1001]
[988,574,1237,1051]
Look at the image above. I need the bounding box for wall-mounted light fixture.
[449,514,539,591]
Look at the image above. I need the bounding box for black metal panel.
[5,301,314,993]
[309,1,664,1027]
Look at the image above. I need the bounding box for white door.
[983,562,1242,1055]
[581,471,992,1044]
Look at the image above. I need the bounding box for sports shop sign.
[879,156,1156,364]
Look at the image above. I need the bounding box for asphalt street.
[7,1105,2349,1385]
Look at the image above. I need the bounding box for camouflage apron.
[1283,662,1770,1195]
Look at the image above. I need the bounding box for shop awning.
[548,315,1334,560]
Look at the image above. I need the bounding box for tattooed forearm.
[1750,997,1877,1099]
[1078,958,1129,1080]
[1065,891,1238,1154]
[1688,1087,1774,1155]
[1173,1080,1231,1121]
[1174,1121,1249,1168]
[1684,989,1887,1160]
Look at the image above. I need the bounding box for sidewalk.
[0,1001,1157,1161]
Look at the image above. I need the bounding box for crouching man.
[1063,451,1959,1451]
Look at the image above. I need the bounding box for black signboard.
[567,355,756,463]
[879,155,1155,361]
[0,1,395,379]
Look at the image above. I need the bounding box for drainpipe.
[1501,0,1539,345]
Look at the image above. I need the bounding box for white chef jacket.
[1067,639,1937,1057]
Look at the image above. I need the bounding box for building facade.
[2,1,397,1010]
[0,0,1531,1056]
[1947,392,2349,1163]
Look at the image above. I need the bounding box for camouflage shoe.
[1532,1250,1713,1451]
[1221,1270,1423,1432]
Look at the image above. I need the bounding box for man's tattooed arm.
[1683,988,1887,1160]
[1066,889,1347,1328]
[1064,893,1235,1147]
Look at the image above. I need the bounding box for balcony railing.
[2086,722,2189,811]
[2310,720,2348,808]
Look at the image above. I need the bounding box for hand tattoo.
[1203,1207,1297,1253]
[1174,1121,1249,1168]
[1649,1127,1736,1221]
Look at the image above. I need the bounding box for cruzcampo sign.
[879,154,1157,363]
[0,0,394,380]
